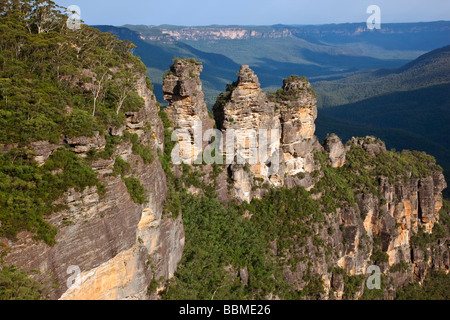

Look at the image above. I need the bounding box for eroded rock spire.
[163,58,214,164]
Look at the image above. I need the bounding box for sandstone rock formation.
[280,137,448,300]
[213,65,282,202]
[277,75,323,176]
[347,136,386,157]
[323,134,346,168]
[1,57,448,301]
[0,73,184,300]
[163,58,214,164]
[213,67,322,202]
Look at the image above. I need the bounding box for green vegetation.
[308,142,442,217]
[0,1,152,243]
[161,186,328,300]
[0,0,149,145]
[162,194,281,299]
[330,267,369,300]
[370,250,389,263]
[157,109,183,218]
[158,113,330,299]
[111,156,147,204]
[124,132,154,164]
[268,75,317,103]
[95,135,123,160]
[123,177,147,205]
[316,48,450,196]
[343,274,365,299]
[396,270,450,300]
[0,265,45,300]
[172,57,202,66]
[119,22,450,107]
[314,46,450,108]
[1,4,448,299]
[360,275,387,300]
[243,186,323,257]
[345,143,442,183]
[411,199,450,252]
[147,277,159,295]
[299,275,325,299]
[161,133,447,300]
[389,261,409,273]
[0,148,102,244]
[112,156,131,177]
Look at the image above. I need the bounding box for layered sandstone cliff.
[0,74,184,300]
[281,137,448,300]
[1,57,448,301]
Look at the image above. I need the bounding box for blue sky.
[55,0,450,26]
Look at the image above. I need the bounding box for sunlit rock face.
[323,134,346,168]
[213,68,323,202]
[213,65,283,202]
[277,75,322,176]
[0,73,184,300]
[163,59,214,164]
[281,137,448,300]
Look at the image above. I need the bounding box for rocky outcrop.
[1,56,448,301]
[278,137,448,300]
[213,66,283,202]
[213,67,322,202]
[277,75,322,176]
[65,132,107,157]
[347,136,386,157]
[163,58,214,164]
[323,134,346,168]
[0,73,184,300]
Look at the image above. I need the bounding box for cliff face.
[280,137,448,299]
[0,74,184,300]
[139,27,294,42]
[208,67,449,299]
[1,55,448,300]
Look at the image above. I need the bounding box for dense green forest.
[0,0,150,144]
[95,22,450,108]
[98,22,450,107]
[315,48,450,196]
[0,0,153,244]
[159,109,449,299]
[313,45,450,108]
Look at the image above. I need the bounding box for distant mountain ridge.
[316,46,450,196]
[97,21,450,107]
[124,22,450,49]
[313,45,450,107]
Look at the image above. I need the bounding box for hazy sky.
[55,0,450,26]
